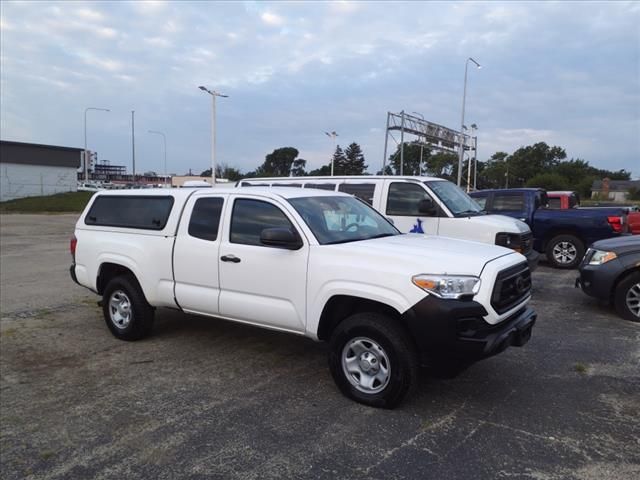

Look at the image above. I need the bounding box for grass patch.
[0,191,94,213]
[573,363,588,374]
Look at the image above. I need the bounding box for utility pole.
[199,86,229,185]
[131,110,136,182]
[457,57,481,186]
[399,110,405,176]
[325,131,338,176]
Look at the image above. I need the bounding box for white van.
[238,176,538,269]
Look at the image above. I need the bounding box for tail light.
[70,234,77,261]
[607,216,624,233]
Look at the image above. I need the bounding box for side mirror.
[418,197,437,216]
[260,227,303,250]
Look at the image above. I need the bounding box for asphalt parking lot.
[1,213,639,480]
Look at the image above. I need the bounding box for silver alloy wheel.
[342,336,390,394]
[108,290,132,329]
[625,282,640,317]
[552,241,577,265]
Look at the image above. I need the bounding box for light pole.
[199,86,228,185]
[83,107,110,182]
[466,123,477,192]
[457,57,481,187]
[412,111,425,174]
[325,131,338,176]
[148,130,167,185]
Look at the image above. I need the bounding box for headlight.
[412,274,481,299]
[495,232,524,253]
[587,249,617,265]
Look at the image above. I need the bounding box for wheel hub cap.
[342,337,390,394]
[626,283,640,317]
[553,241,577,264]
[109,290,132,329]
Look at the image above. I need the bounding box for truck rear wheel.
[328,313,417,408]
[102,274,155,341]
[546,234,584,269]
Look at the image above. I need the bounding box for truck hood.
[464,214,530,234]
[329,233,518,275]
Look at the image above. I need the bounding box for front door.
[218,197,308,333]
[383,181,440,235]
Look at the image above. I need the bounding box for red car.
[547,191,640,235]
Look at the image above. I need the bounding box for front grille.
[521,232,533,254]
[491,262,531,315]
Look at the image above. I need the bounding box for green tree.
[525,173,569,191]
[387,141,429,175]
[425,151,457,180]
[290,158,307,177]
[343,142,368,175]
[249,147,305,177]
[200,163,244,181]
[308,164,332,176]
[507,143,567,187]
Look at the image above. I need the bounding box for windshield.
[424,180,483,217]
[288,196,399,245]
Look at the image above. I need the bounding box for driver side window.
[230,199,296,246]
[386,182,431,216]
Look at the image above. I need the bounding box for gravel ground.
[1,213,639,480]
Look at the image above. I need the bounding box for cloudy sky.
[1,1,639,178]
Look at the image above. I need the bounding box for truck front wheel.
[102,274,155,341]
[546,234,584,269]
[328,313,417,408]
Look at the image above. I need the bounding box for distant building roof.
[592,179,640,192]
[0,140,82,168]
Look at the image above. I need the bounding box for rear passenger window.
[492,194,525,211]
[85,196,174,230]
[473,196,487,209]
[386,182,428,215]
[188,198,224,241]
[338,183,375,205]
[547,198,561,209]
[230,199,296,246]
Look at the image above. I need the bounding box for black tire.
[102,274,155,340]
[328,312,418,408]
[613,271,640,322]
[545,234,585,269]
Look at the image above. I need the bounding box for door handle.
[220,254,241,263]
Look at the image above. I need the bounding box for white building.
[0,140,83,202]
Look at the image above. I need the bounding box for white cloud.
[74,8,104,22]
[261,12,284,27]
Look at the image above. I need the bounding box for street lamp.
[84,107,110,182]
[412,111,425,174]
[198,86,228,185]
[457,57,481,187]
[325,131,339,176]
[148,130,167,185]
[470,124,478,192]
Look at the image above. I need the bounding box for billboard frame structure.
[382,111,476,186]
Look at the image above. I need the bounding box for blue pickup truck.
[469,188,629,268]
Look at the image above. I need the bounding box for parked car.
[238,176,538,270]
[548,191,640,235]
[70,187,536,408]
[469,188,629,269]
[576,236,640,321]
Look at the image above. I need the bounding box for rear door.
[173,194,226,315]
[218,195,308,332]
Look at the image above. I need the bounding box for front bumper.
[401,295,537,367]
[575,261,620,302]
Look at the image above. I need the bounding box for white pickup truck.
[70,187,536,408]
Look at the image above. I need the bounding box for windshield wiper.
[456,209,483,217]
[364,233,397,240]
